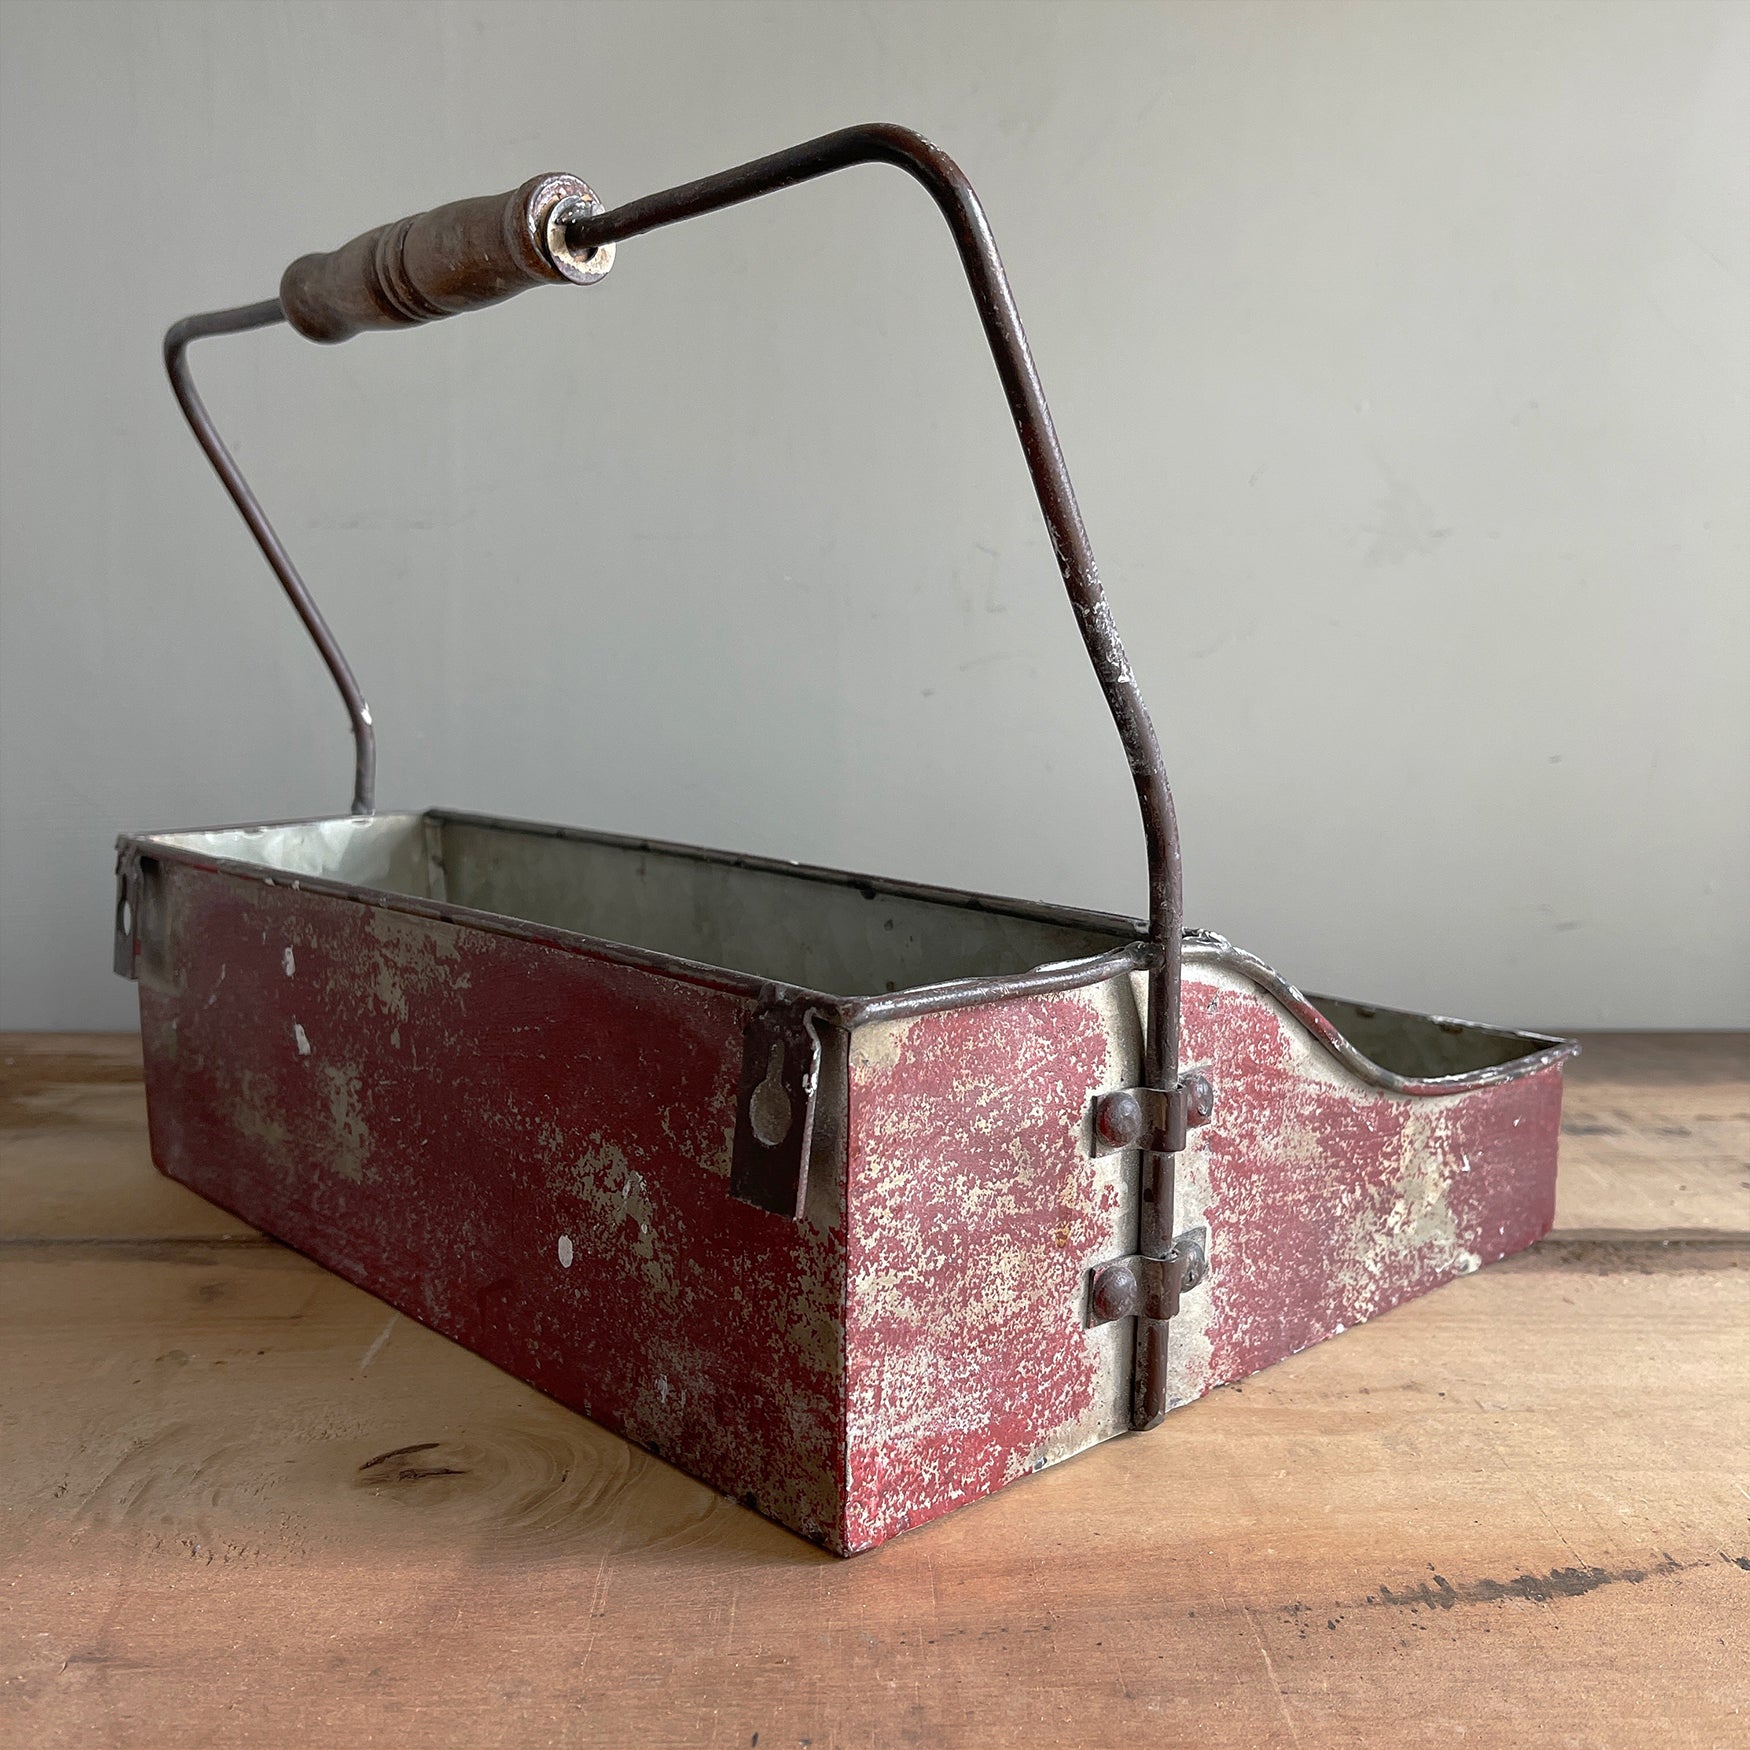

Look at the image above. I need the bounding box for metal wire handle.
[162,123,1188,1424]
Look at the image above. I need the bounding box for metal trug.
[161,120,1193,1424]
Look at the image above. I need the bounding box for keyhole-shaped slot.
[748,1043,793,1148]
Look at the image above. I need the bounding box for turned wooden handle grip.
[279,173,610,344]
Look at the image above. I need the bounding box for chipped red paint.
[137,862,847,1545]
[840,988,1133,1552]
[133,859,1566,1556]
[1170,966,1563,1404]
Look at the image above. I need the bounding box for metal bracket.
[1086,1227,1209,1329]
[1090,1072,1214,1156]
[113,846,143,979]
[729,1000,824,1220]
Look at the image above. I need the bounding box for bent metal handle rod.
[560,127,1184,1082]
[164,299,375,817]
[166,122,1186,1425]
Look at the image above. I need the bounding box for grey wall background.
[2,0,1746,1032]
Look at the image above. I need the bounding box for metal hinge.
[1089,1072,1214,1156]
[1086,1226,1208,1327]
[1084,1072,1215,1336]
[729,999,825,1220]
[113,845,143,979]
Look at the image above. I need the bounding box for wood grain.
[2,1031,1745,1748]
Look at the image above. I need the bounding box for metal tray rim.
[116,811,1155,1029]
[117,808,1577,1094]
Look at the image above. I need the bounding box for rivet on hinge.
[1085,1226,1210,1329]
[1091,1073,1214,1156]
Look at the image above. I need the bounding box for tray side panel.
[134,862,846,1547]
[841,981,1139,1552]
[1167,964,1565,1405]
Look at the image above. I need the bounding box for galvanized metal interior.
[141,811,1562,1084]
[147,811,1127,996]
[1309,995,1546,1081]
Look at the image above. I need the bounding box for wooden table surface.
[2,1030,1745,1748]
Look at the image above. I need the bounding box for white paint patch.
[358,1313,398,1371]
[293,1022,311,1056]
[656,1375,670,1404]
[557,1234,574,1268]
[320,1064,371,1182]
[282,946,295,977]
[849,1012,924,1078]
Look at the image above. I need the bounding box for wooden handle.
[279,173,611,344]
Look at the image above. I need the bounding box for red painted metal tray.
[118,127,1574,1554]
